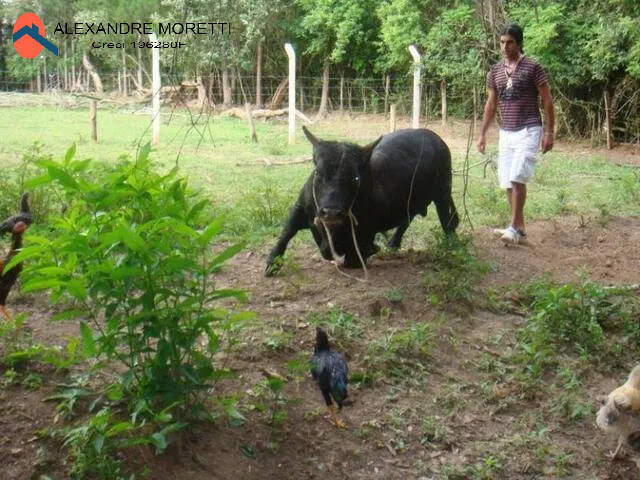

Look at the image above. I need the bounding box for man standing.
[477,23,555,245]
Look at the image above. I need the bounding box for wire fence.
[0,70,481,119]
[3,68,639,144]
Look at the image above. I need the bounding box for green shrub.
[12,143,252,421]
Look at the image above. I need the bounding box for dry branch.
[222,107,312,123]
[236,157,312,167]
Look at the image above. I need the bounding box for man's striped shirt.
[487,56,548,131]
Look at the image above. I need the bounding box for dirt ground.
[1,118,640,479]
[2,212,640,480]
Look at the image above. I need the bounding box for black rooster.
[0,193,33,321]
[311,327,349,428]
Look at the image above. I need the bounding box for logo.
[13,13,58,58]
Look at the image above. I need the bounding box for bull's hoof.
[387,238,401,250]
[343,256,367,269]
[264,257,282,277]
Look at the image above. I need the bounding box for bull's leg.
[388,218,412,250]
[311,226,333,260]
[434,193,460,234]
[343,232,375,269]
[265,204,309,276]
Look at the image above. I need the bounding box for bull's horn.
[362,135,382,156]
[302,126,320,146]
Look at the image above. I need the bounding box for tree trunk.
[440,79,447,126]
[316,59,330,119]
[117,71,122,94]
[122,48,128,96]
[222,67,232,106]
[473,85,477,135]
[340,75,344,112]
[137,40,143,90]
[90,100,97,142]
[246,103,258,142]
[384,74,390,117]
[197,75,207,109]
[256,40,263,107]
[82,51,104,94]
[43,56,47,92]
[299,79,304,113]
[64,40,69,91]
[71,40,76,90]
[36,65,42,93]
[362,84,367,113]
[604,87,612,150]
[230,69,237,104]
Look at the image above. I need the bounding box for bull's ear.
[302,126,320,146]
[361,135,382,162]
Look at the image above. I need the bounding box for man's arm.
[477,87,498,154]
[538,82,555,153]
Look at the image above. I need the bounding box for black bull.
[265,127,459,275]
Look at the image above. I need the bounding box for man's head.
[500,23,524,60]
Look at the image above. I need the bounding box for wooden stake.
[90,100,97,142]
[604,88,612,150]
[389,104,396,132]
[246,103,258,143]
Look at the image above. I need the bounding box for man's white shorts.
[497,125,542,189]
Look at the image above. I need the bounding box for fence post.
[409,45,422,129]
[284,43,296,145]
[389,104,396,132]
[149,32,160,145]
[246,103,258,143]
[90,100,97,142]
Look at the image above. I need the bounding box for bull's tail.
[435,194,459,234]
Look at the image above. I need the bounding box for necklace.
[504,54,523,90]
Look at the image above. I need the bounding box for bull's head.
[303,126,381,226]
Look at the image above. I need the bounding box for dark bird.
[311,327,349,428]
[0,193,33,322]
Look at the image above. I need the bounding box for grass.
[2,101,640,249]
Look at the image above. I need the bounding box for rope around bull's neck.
[312,170,368,282]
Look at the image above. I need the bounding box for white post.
[284,43,296,145]
[149,32,161,145]
[409,45,422,129]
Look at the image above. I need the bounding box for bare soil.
[2,117,640,480]
[2,212,640,480]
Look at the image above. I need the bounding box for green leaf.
[3,245,47,273]
[80,322,96,356]
[47,165,81,191]
[67,279,87,301]
[24,173,52,188]
[210,289,248,302]
[64,143,77,164]
[21,279,64,293]
[106,422,134,437]
[187,199,209,222]
[211,241,246,268]
[117,226,146,252]
[198,217,225,246]
[150,432,167,453]
[93,434,105,453]
[138,142,152,162]
[52,310,86,321]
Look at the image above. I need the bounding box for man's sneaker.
[500,226,525,245]
[493,227,509,237]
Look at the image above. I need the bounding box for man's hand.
[477,135,487,154]
[541,132,554,153]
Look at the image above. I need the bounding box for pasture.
[1,95,640,479]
